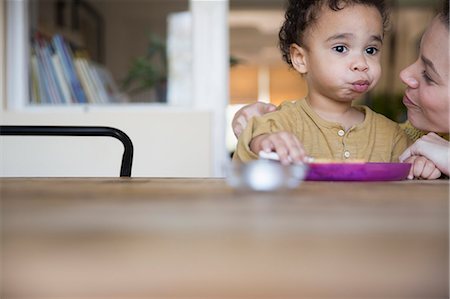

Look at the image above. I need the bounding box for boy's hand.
[399,132,449,175]
[404,155,441,180]
[232,102,277,138]
[249,131,306,165]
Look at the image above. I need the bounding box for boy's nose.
[351,56,369,72]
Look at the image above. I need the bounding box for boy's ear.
[290,43,308,74]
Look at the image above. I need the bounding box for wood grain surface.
[1,178,448,298]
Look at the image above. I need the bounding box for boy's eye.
[365,47,378,55]
[332,45,347,53]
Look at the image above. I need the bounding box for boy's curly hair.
[279,0,389,66]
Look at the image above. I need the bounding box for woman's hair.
[439,0,449,29]
[279,0,388,66]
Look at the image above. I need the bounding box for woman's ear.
[290,43,308,74]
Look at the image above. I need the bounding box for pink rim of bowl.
[305,162,412,181]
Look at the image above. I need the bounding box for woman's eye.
[332,45,347,53]
[422,70,435,84]
[365,47,378,55]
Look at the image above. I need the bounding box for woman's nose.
[400,65,419,88]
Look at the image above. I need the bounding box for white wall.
[0,0,5,110]
[191,0,229,176]
[0,109,212,177]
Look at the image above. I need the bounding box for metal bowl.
[226,159,308,191]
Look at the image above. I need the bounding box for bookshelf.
[30,33,123,105]
[1,0,229,177]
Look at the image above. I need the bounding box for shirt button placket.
[338,129,348,159]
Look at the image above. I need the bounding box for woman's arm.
[232,102,276,138]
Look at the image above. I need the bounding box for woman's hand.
[399,132,449,176]
[249,132,307,165]
[232,102,277,138]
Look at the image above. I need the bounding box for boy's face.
[291,4,383,102]
[399,16,449,133]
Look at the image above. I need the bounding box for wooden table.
[1,178,448,298]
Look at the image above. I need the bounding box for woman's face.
[400,16,449,133]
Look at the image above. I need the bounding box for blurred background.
[29,0,442,149]
[0,0,444,177]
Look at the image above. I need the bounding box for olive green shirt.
[234,99,410,163]
[400,120,449,142]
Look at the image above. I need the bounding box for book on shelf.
[32,37,65,104]
[30,32,124,105]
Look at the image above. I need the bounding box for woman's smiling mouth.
[402,93,420,109]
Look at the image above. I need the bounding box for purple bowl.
[305,162,412,181]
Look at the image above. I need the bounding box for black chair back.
[0,125,133,177]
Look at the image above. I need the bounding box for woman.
[232,3,449,179]
[397,5,449,178]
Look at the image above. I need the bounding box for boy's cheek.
[370,64,382,85]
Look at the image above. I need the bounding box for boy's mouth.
[352,80,370,93]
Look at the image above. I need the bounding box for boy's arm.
[391,124,413,162]
[233,103,297,162]
[233,116,261,162]
[399,132,450,176]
